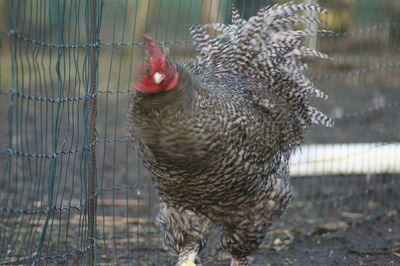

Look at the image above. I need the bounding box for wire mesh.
[0,0,399,265]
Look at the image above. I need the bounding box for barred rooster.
[128,3,333,265]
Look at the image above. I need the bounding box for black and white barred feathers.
[128,3,334,264]
[186,2,334,128]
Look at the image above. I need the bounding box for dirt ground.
[212,210,400,266]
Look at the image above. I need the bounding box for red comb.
[142,35,166,72]
[132,35,178,93]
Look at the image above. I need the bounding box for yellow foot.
[182,263,196,266]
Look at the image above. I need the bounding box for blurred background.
[0,0,399,265]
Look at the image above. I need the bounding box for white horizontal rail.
[290,143,400,176]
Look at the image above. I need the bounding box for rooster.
[128,3,333,266]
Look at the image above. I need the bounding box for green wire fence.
[0,0,399,265]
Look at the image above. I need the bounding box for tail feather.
[231,7,245,26]
[189,2,333,128]
[285,47,332,60]
[272,15,323,27]
[307,106,335,127]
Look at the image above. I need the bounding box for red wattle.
[164,72,179,92]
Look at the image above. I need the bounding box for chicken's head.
[133,35,179,94]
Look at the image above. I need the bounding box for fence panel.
[0,0,399,265]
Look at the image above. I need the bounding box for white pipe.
[290,143,400,176]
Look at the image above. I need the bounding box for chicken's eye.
[153,72,165,84]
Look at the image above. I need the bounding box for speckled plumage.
[128,3,332,265]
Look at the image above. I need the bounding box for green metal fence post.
[87,0,98,265]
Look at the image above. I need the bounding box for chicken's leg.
[157,202,212,266]
[178,248,198,265]
[221,223,264,266]
[221,191,291,266]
